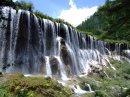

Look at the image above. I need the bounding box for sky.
[13,0,106,27]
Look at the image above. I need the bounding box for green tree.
[77,0,130,42]
[16,0,34,12]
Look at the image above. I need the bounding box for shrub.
[95,90,107,97]
[0,89,9,97]
[80,78,100,90]
[121,88,130,97]
[122,65,130,74]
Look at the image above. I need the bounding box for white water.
[105,58,116,70]
[114,43,121,61]
[0,7,9,66]
[86,83,93,92]
[66,43,81,75]
[55,56,68,80]
[8,9,22,73]
[45,56,52,78]
[56,36,68,80]
[73,85,87,94]
[104,71,110,78]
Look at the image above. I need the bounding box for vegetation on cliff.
[77,0,130,44]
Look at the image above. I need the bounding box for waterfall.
[0,7,9,68]
[8,9,22,73]
[45,56,52,78]
[55,56,68,80]
[85,83,93,92]
[56,36,68,80]
[114,43,121,61]
[103,71,110,78]
[73,85,87,94]
[0,7,130,79]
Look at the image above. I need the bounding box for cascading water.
[114,43,121,61]
[45,56,52,77]
[0,7,130,79]
[55,56,68,80]
[86,83,93,92]
[56,37,68,80]
[73,85,87,94]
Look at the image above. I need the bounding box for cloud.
[58,0,98,27]
[12,0,18,2]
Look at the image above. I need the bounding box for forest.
[77,0,130,44]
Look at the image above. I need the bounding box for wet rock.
[120,43,128,51]
[60,45,69,65]
[61,38,66,45]
[0,72,3,77]
[109,43,115,51]
[59,24,67,40]
[41,56,46,74]
[0,72,2,75]
[58,38,69,65]
[99,70,106,78]
[91,66,100,74]
[64,65,71,77]
[122,50,130,60]
[79,82,90,91]
[49,56,59,75]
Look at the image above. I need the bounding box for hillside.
[77,0,130,44]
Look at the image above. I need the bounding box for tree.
[76,0,130,42]
[19,0,34,12]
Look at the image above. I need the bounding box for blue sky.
[13,0,106,26]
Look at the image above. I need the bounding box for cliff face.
[0,7,129,79]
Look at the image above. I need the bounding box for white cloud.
[58,0,98,27]
[12,0,17,2]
